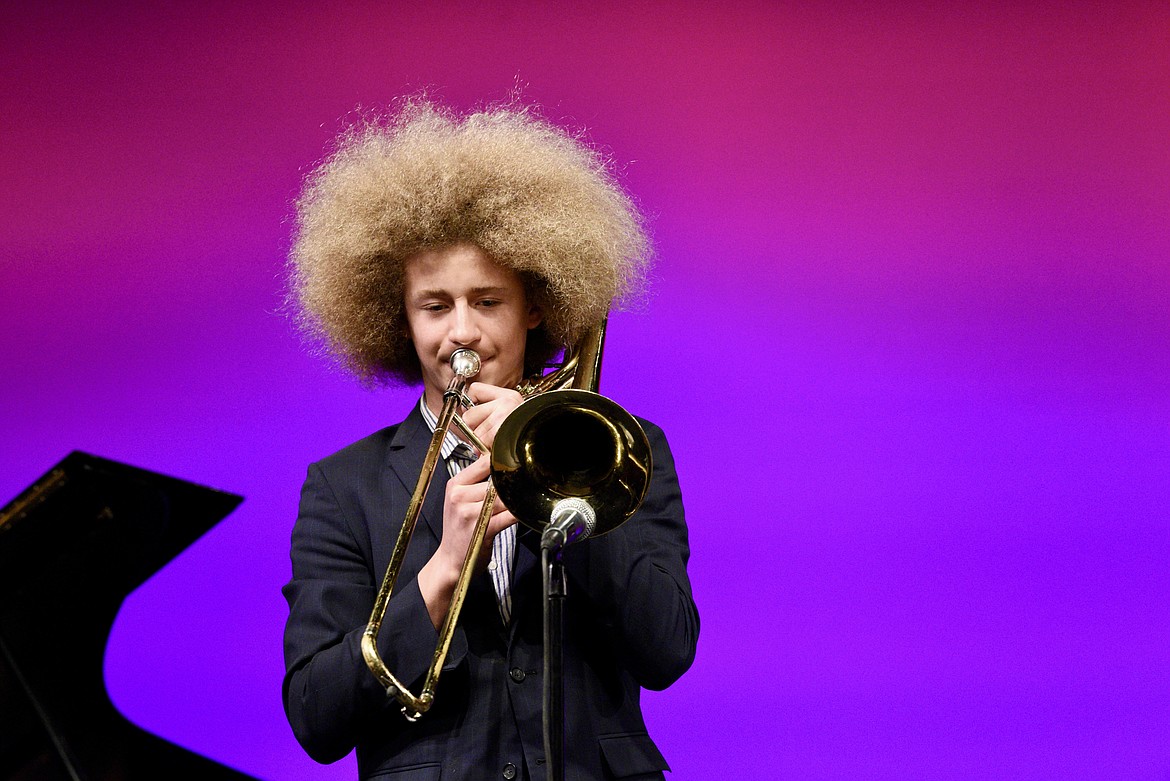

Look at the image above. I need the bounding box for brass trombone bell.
[491,389,652,537]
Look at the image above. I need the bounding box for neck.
[423,387,445,418]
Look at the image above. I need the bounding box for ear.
[526,304,543,330]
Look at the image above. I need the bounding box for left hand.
[460,382,525,451]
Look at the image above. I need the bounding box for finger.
[459,403,490,432]
[466,382,521,405]
[473,410,517,452]
[448,485,490,514]
[488,510,518,536]
[462,393,520,430]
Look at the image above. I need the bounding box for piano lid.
[0,451,257,780]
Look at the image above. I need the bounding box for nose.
[448,301,480,346]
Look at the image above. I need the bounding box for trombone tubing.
[360,360,492,719]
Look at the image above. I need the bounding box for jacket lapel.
[386,405,449,549]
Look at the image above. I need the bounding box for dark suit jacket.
[282,404,698,780]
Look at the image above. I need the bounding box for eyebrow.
[410,285,512,300]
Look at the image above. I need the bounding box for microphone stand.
[539,499,594,781]
[540,542,567,781]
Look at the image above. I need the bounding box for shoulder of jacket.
[310,422,403,474]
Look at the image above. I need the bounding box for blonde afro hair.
[289,100,651,385]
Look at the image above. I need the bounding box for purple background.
[3,2,1168,779]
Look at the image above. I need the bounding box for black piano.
[0,452,258,780]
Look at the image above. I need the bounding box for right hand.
[416,454,517,628]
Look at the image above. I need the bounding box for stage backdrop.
[2,2,1167,779]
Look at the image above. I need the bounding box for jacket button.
[502,763,517,779]
[509,667,526,682]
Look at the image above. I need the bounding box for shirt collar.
[418,396,471,460]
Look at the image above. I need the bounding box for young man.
[283,102,698,781]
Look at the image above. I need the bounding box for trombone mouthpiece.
[449,349,481,379]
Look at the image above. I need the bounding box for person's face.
[403,243,542,412]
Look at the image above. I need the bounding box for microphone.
[540,498,597,551]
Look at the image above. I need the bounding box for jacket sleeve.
[561,419,700,690]
[281,459,467,764]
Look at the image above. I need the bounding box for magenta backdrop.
[2,2,1168,779]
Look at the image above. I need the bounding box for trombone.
[360,320,652,720]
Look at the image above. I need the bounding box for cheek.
[501,320,531,353]
[405,318,437,350]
